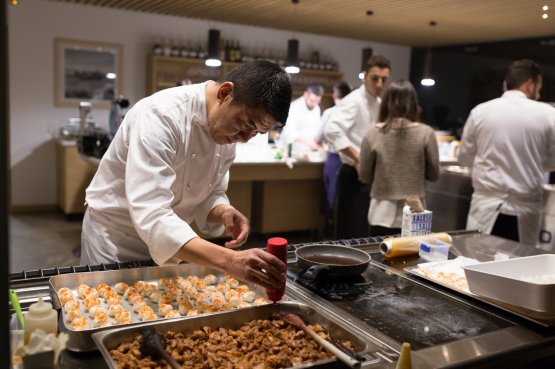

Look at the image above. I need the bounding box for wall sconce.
[285,39,300,74]
[358,47,373,79]
[205,29,222,67]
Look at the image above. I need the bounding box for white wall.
[8,0,411,207]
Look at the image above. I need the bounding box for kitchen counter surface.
[9,233,555,368]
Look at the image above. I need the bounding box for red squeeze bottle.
[266,237,288,303]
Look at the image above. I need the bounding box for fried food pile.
[110,316,347,369]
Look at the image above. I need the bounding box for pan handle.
[298,265,331,280]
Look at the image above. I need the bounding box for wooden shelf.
[147,54,343,108]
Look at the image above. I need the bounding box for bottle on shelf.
[180,42,189,58]
[171,40,180,57]
[189,44,199,59]
[225,40,232,62]
[152,39,162,55]
[235,41,242,62]
[162,40,172,57]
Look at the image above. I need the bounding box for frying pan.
[295,245,371,279]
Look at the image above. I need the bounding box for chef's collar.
[192,81,210,127]
[502,90,527,99]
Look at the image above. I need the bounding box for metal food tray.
[92,301,373,369]
[49,263,275,352]
[406,262,555,327]
[462,254,555,314]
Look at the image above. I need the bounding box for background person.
[280,83,324,153]
[324,55,391,239]
[359,80,440,236]
[321,82,352,231]
[459,59,555,245]
[81,60,292,290]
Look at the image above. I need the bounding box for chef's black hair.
[505,59,543,90]
[220,60,292,126]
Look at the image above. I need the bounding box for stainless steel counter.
[10,234,555,369]
[426,166,472,232]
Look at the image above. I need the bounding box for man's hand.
[175,239,285,291]
[216,205,249,248]
[225,248,286,290]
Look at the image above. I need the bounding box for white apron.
[466,191,542,246]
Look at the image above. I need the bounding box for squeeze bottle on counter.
[380,233,452,259]
[266,237,288,302]
[24,296,58,344]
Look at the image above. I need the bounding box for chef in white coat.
[279,84,324,153]
[81,60,292,290]
[459,59,555,246]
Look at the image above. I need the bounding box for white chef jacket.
[280,96,322,148]
[81,82,236,265]
[324,84,380,166]
[459,90,555,245]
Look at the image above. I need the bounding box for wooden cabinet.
[147,55,343,108]
[56,142,96,215]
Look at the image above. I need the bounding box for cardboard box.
[401,205,432,237]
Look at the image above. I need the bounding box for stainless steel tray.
[92,301,372,369]
[49,263,276,352]
[406,263,555,327]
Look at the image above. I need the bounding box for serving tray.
[92,301,376,369]
[50,263,276,351]
[405,258,555,328]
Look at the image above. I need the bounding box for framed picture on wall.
[54,38,123,108]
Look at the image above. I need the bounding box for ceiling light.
[421,21,437,87]
[543,13,549,19]
[543,5,549,11]
[359,47,373,79]
[205,29,222,67]
[105,73,116,79]
[285,39,300,74]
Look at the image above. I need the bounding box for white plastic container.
[419,238,451,262]
[24,296,58,344]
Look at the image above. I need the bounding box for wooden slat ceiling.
[47,0,554,46]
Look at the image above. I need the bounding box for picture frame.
[54,38,123,108]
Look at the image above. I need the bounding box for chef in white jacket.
[279,84,324,153]
[459,59,555,246]
[81,60,292,290]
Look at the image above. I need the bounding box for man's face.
[209,95,275,145]
[364,66,391,97]
[303,91,322,110]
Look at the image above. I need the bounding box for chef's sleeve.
[458,109,477,167]
[324,98,359,153]
[544,107,555,172]
[194,153,235,236]
[125,115,196,266]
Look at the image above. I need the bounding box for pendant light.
[420,21,437,86]
[285,39,300,74]
[205,29,221,67]
[358,47,373,80]
[285,0,300,74]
